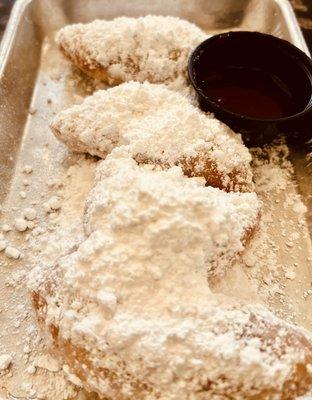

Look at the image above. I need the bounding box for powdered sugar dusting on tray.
[25,144,312,399]
[212,139,312,327]
[0,132,311,399]
[0,25,311,400]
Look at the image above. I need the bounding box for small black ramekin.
[188,31,312,146]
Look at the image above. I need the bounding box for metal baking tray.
[0,1,311,399]
[1,0,311,223]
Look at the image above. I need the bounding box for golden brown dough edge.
[59,43,121,84]
[51,123,254,193]
[32,286,312,400]
[134,153,254,193]
[33,288,156,399]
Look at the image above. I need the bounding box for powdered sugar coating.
[56,16,207,85]
[84,149,259,277]
[31,18,312,397]
[52,82,253,191]
[32,154,312,400]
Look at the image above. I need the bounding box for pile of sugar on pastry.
[0,140,311,400]
[0,15,311,400]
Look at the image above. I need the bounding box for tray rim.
[274,0,310,55]
[0,0,310,73]
[0,1,311,399]
[0,0,32,75]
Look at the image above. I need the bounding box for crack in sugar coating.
[51,82,254,192]
[56,16,207,85]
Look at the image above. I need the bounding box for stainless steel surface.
[0,1,311,399]
[0,0,311,202]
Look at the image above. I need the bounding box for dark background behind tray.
[0,0,312,52]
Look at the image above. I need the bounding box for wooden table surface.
[0,0,312,50]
